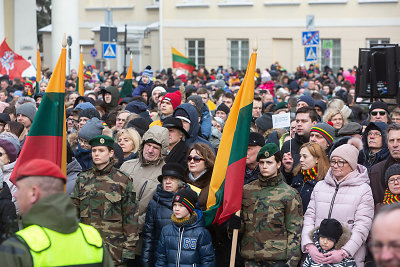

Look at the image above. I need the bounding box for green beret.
[257,143,279,161]
[89,135,114,148]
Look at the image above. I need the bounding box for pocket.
[242,198,255,222]
[103,192,122,221]
[78,194,89,218]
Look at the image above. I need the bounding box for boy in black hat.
[303,218,356,267]
[155,187,215,266]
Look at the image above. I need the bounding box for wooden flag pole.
[229,210,241,267]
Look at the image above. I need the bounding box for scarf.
[171,212,198,227]
[383,188,400,205]
[301,166,318,183]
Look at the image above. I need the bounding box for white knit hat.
[330,137,363,170]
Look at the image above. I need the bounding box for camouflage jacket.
[241,173,303,266]
[71,162,139,266]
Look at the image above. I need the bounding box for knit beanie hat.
[187,95,203,116]
[297,95,315,108]
[152,86,166,96]
[369,101,389,114]
[79,108,100,120]
[216,103,230,115]
[255,113,273,132]
[385,164,400,188]
[319,218,343,244]
[161,90,182,110]
[16,103,37,122]
[173,187,198,214]
[0,132,21,153]
[78,118,104,141]
[315,100,327,114]
[127,117,150,137]
[0,138,18,163]
[310,123,335,146]
[74,102,96,111]
[24,81,33,89]
[330,137,363,170]
[174,108,191,124]
[142,67,153,80]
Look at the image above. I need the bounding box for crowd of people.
[0,61,399,267]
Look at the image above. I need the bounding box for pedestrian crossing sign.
[305,46,317,61]
[103,43,116,59]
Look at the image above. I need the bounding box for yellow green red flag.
[172,47,196,72]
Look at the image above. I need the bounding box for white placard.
[272,112,291,129]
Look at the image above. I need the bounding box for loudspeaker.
[355,44,400,101]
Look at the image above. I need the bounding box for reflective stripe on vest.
[16,223,103,267]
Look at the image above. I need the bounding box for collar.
[258,173,283,187]
[92,161,114,175]
[189,170,207,182]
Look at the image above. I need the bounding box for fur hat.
[330,137,363,170]
[319,218,343,244]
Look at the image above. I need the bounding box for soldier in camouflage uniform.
[240,143,303,267]
[71,135,139,267]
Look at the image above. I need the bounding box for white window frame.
[366,38,390,48]
[320,38,341,74]
[228,39,249,70]
[186,39,205,67]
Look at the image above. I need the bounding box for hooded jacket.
[74,143,92,171]
[358,121,389,170]
[173,104,214,152]
[155,210,215,267]
[125,100,153,124]
[66,157,83,195]
[120,125,169,228]
[132,79,154,97]
[102,86,120,112]
[142,183,190,267]
[302,165,374,267]
[0,193,114,266]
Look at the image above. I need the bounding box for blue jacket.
[290,172,318,214]
[142,183,189,267]
[74,143,92,171]
[200,105,212,139]
[173,104,214,153]
[132,79,154,97]
[155,210,215,267]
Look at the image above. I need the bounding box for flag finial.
[80,46,83,53]
[62,34,67,48]
[37,43,40,50]
[130,52,133,59]
[253,38,258,53]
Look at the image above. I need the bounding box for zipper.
[299,181,305,194]
[138,181,147,201]
[176,226,184,267]
[328,183,340,219]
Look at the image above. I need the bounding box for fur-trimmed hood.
[309,224,351,250]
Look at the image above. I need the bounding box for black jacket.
[290,172,318,214]
[0,183,17,243]
[165,140,188,168]
[281,133,309,167]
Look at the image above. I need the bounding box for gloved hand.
[306,244,326,264]
[228,214,241,229]
[323,249,346,264]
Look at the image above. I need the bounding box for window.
[229,39,249,70]
[186,39,205,67]
[366,38,390,48]
[320,39,341,73]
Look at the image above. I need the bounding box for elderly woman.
[116,128,142,161]
[185,143,215,210]
[323,107,348,134]
[0,135,19,210]
[302,138,374,267]
[141,162,188,267]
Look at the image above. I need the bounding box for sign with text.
[272,112,291,129]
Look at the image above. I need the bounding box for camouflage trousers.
[244,260,288,267]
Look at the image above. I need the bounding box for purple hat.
[0,138,18,163]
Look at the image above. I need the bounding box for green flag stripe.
[76,77,80,93]
[172,54,196,67]
[29,92,65,137]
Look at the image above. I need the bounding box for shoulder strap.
[16,225,51,253]
[79,223,103,248]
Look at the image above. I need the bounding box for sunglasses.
[371,111,386,116]
[187,156,204,163]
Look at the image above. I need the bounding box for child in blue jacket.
[155,188,215,267]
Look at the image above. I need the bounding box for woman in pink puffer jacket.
[301,138,374,267]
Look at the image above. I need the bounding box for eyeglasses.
[388,178,400,184]
[368,132,382,137]
[368,241,400,254]
[330,160,347,167]
[371,111,386,116]
[187,156,204,163]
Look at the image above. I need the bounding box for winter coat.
[303,226,356,267]
[358,122,389,170]
[125,100,153,124]
[102,86,120,113]
[185,169,213,211]
[173,104,214,153]
[244,165,259,185]
[291,171,319,214]
[369,155,400,206]
[281,133,309,174]
[132,79,154,97]
[302,165,374,267]
[200,105,212,139]
[142,183,190,267]
[155,210,216,267]
[74,143,92,171]
[66,157,82,195]
[0,183,17,243]
[120,125,169,227]
[165,140,188,168]
[3,161,17,209]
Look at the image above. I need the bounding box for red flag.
[0,38,31,79]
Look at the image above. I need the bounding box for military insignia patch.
[264,151,269,157]
[100,138,105,144]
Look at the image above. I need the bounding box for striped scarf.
[301,166,318,183]
[383,188,400,205]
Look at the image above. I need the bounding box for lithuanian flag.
[203,52,256,226]
[172,47,196,72]
[10,41,67,183]
[76,46,84,96]
[119,55,133,99]
[35,45,41,95]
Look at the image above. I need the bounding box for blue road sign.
[302,31,320,46]
[90,48,98,58]
[305,46,318,61]
[103,43,116,59]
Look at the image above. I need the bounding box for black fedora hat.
[162,117,190,138]
[157,162,186,183]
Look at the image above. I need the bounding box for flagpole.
[229,39,258,267]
